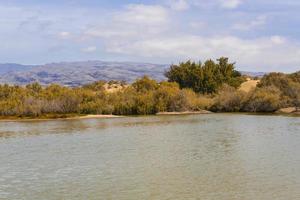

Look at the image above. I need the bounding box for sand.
[0,115,122,122]
[239,80,260,93]
[276,107,300,114]
[71,115,122,119]
[156,110,212,115]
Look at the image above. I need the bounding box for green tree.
[165,57,243,94]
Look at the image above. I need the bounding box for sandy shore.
[0,114,122,122]
[156,110,212,115]
[69,115,122,119]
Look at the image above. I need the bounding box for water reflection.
[0,115,223,138]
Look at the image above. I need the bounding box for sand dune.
[239,79,260,93]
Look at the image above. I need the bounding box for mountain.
[0,63,34,75]
[0,61,169,86]
[0,61,266,86]
[240,71,266,78]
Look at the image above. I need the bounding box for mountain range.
[0,61,266,87]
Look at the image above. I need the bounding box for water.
[0,114,300,200]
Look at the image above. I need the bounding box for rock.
[276,107,299,114]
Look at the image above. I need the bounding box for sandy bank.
[0,114,122,122]
[276,107,300,114]
[276,107,300,115]
[156,110,212,115]
[69,115,122,119]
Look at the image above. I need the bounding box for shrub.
[258,72,300,107]
[132,76,158,93]
[211,84,245,112]
[243,86,281,112]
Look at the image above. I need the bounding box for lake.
[0,114,300,200]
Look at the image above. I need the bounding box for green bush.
[165,57,244,94]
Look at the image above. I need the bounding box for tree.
[165,57,243,94]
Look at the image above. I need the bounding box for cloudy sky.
[1,0,300,72]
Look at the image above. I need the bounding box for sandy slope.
[239,79,260,93]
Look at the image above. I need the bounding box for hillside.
[0,61,265,86]
[239,71,266,78]
[0,63,35,74]
[0,61,168,86]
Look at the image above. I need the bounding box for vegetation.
[212,72,300,112]
[210,84,246,112]
[0,77,212,118]
[165,57,244,94]
[0,58,299,119]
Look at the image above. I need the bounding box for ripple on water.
[0,114,300,200]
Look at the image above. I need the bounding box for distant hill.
[0,61,168,86]
[240,71,266,78]
[0,61,266,86]
[0,63,35,75]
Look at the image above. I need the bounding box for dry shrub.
[243,86,281,112]
[211,84,245,112]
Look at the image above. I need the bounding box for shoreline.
[156,110,212,115]
[70,115,122,120]
[0,110,299,122]
[0,114,122,122]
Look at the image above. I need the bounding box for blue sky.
[1,0,300,72]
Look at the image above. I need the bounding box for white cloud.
[104,35,300,72]
[219,0,243,9]
[189,21,206,29]
[182,0,244,10]
[78,3,300,72]
[84,29,136,38]
[106,35,258,58]
[81,46,97,53]
[115,4,168,25]
[84,4,169,40]
[169,0,190,11]
[58,31,71,39]
[233,15,267,31]
[1,2,300,72]
[270,35,286,45]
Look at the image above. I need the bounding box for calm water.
[0,114,300,200]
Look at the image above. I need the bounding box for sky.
[1,0,300,72]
